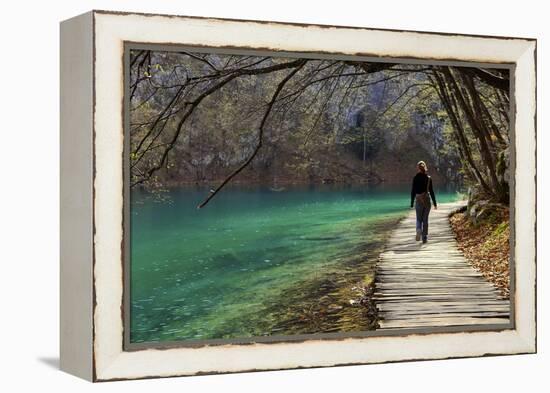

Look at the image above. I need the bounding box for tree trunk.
[430,72,495,198]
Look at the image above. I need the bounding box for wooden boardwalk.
[374,201,510,330]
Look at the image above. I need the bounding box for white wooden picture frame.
[60,10,536,382]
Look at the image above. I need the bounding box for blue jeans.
[415,199,431,240]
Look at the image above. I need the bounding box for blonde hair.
[417,161,427,173]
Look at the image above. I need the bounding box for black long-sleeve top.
[410,172,437,207]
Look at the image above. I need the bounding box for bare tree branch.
[131,58,308,187]
[196,60,307,208]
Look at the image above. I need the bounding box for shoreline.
[219,213,407,338]
[136,177,462,189]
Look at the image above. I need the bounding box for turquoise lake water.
[130,184,461,343]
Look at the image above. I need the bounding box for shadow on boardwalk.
[374,201,510,330]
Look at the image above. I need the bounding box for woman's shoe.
[416,229,421,241]
[422,237,428,244]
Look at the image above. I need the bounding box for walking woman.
[410,161,437,243]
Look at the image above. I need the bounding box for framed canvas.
[60,10,537,382]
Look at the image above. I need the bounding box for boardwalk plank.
[374,201,510,330]
[380,317,508,329]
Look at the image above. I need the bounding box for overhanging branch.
[196,60,307,209]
